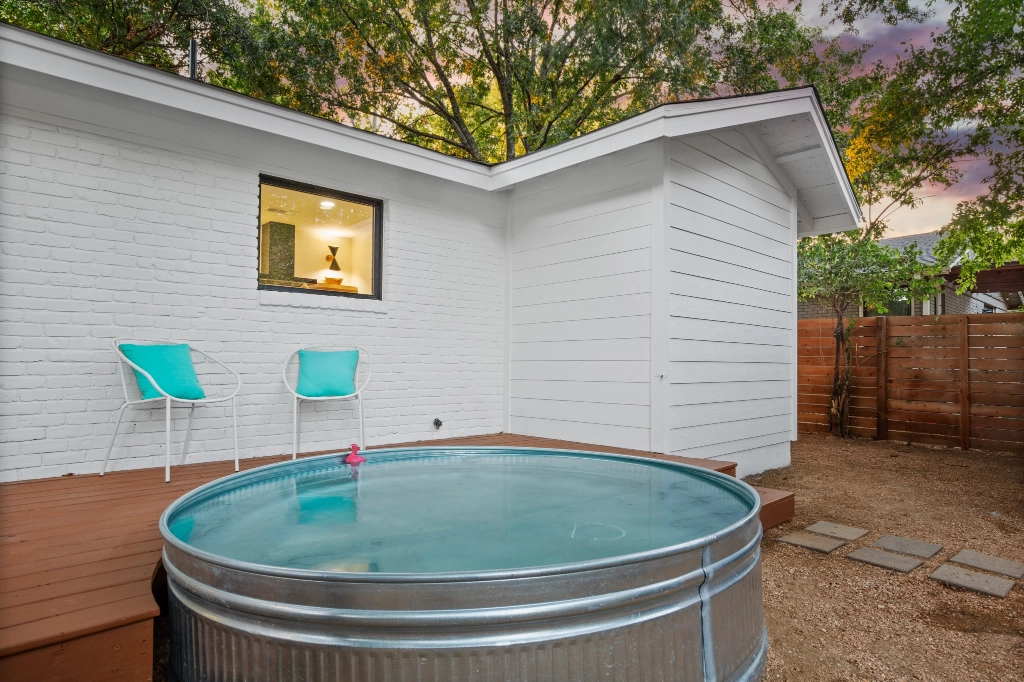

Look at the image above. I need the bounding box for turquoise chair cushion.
[119,343,206,401]
[296,349,359,398]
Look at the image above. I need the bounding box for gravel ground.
[153,434,1023,681]
[747,433,1024,682]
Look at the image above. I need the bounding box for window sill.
[258,290,388,314]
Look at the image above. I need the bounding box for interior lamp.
[326,245,342,271]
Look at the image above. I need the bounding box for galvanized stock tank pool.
[160,447,767,682]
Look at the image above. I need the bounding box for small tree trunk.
[829,312,852,437]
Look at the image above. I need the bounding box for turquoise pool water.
[166,450,752,574]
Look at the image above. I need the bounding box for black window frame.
[257,174,384,300]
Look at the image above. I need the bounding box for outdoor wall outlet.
[433,418,442,429]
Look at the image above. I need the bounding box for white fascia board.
[803,214,859,236]
[489,91,818,190]
[0,24,493,190]
[803,99,863,227]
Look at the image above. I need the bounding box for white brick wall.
[0,112,506,481]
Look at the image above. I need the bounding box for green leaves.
[925,0,1024,290]
[847,0,1023,285]
[4,0,851,164]
[798,231,940,318]
[256,0,724,162]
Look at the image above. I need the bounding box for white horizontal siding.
[666,415,792,453]
[513,416,650,450]
[509,143,658,450]
[512,380,650,405]
[664,133,795,474]
[668,381,790,405]
[512,315,649,343]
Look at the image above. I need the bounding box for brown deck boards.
[0,432,791,671]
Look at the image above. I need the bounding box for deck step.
[753,487,795,530]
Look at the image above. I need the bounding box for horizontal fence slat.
[888,378,960,392]
[888,368,960,381]
[971,392,1024,408]
[888,324,959,336]
[970,322,1024,335]
[969,359,1024,371]
[888,399,959,414]
[969,346,1024,360]
[888,336,962,348]
[970,335,1024,348]
[971,438,1024,454]
[970,425,1024,443]
[969,381,1024,396]
[888,388,960,403]
[889,410,961,426]
[970,415,1024,432]
[888,357,961,370]
[969,369,1024,383]
[886,430,960,448]
[888,420,960,436]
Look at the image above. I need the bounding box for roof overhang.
[0,23,861,233]
[947,263,1024,293]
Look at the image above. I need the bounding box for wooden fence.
[798,313,1024,453]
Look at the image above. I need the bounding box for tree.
[797,232,938,436]
[3,0,874,165]
[715,1,872,148]
[840,0,1023,281]
[239,0,728,163]
[920,0,1024,290]
[0,0,292,102]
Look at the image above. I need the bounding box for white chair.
[104,338,241,482]
[283,346,371,459]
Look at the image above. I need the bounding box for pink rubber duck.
[344,443,366,465]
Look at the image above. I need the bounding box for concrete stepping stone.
[777,531,846,554]
[929,563,1015,598]
[949,549,1024,580]
[804,521,868,541]
[873,534,942,559]
[847,547,923,573]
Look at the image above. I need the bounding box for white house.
[0,24,861,481]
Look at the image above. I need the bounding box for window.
[258,176,382,298]
[864,294,911,317]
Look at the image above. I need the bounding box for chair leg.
[231,395,238,471]
[165,397,172,483]
[101,403,129,476]
[180,404,195,465]
[358,395,365,446]
[293,397,300,460]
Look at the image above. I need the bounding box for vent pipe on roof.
[189,39,199,80]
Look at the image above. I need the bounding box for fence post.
[959,315,970,450]
[876,316,888,440]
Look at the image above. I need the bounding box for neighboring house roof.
[881,230,1024,294]
[879,231,945,265]
[0,22,862,235]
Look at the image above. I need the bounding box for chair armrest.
[282,350,301,397]
[190,347,242,400]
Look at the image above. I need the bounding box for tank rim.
[158,446,762,583]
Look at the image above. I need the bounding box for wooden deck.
[0,433,793,681]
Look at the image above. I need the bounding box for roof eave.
[0,22,862,224]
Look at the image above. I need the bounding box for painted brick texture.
[0,113,506,481]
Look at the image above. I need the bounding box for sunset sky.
[817,1,981,238]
